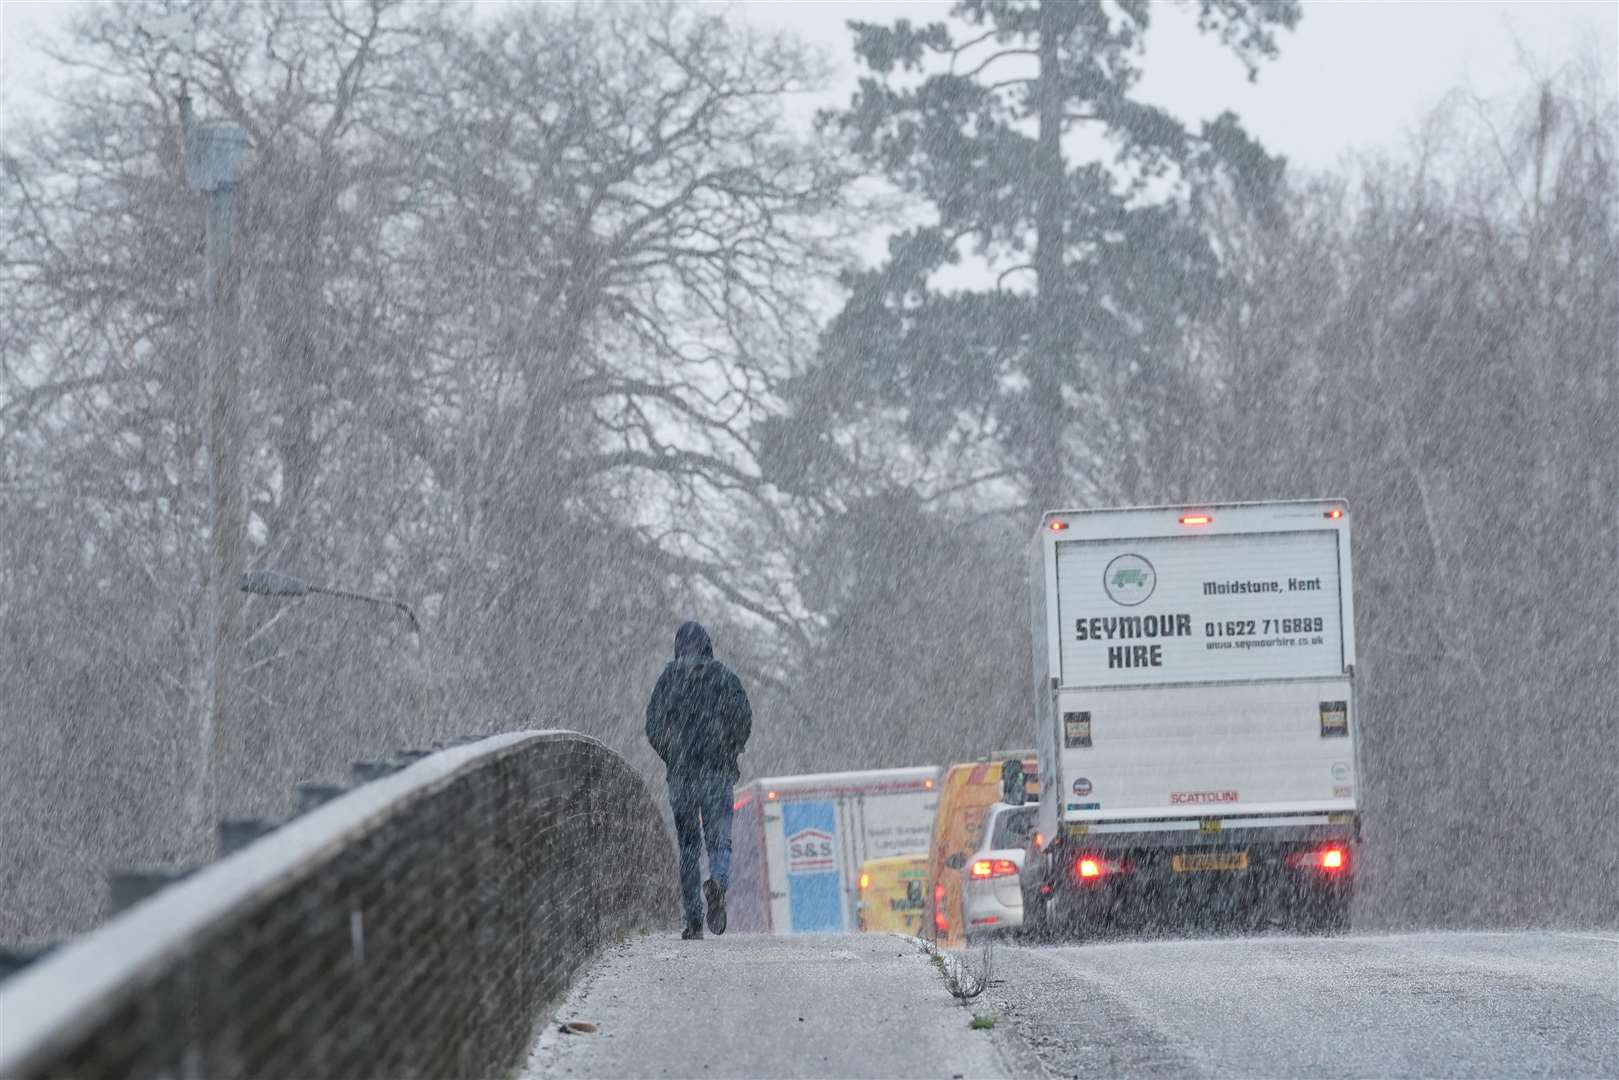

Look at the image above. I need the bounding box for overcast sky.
[3,1,1614,172]
[732,1,1617,173]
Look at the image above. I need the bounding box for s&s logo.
[786,828,835,874]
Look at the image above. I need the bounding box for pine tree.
[780,0,1298,512]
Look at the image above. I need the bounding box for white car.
[962,801,1038,940]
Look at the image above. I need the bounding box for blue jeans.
[668,772,733,925]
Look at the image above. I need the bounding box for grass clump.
[968,1014,996,1030]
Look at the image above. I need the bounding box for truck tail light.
[969,859,1019,880]
[1325,508,1345,520]
[933,883,948,933]
[1048,520,1068,532]
[1287,846,1350,873]
[1179,514,1212,526]
[1075,854,1127,882]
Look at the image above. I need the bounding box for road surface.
[984,930,1618,1078]
[523,930,1615,1078]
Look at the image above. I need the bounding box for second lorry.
[729,767,939,933]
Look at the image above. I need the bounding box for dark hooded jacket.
[645,622,752,781]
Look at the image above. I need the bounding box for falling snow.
[2,0,1614,960]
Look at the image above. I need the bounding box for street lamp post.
[183,92,250,841]
[241,570,421,634]
[240,570,435,726]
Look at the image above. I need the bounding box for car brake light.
[1078,857,1103,879]
[933,882,947,933]
[766,790,777,801]
[969,859,1018,880]
[1321,848,1345,870]
[1179,514,1212,526]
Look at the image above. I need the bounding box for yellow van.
[923,755,1038,948]
[854,855,929,934]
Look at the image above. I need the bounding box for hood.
[673,620,713,659]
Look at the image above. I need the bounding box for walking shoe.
[681,919,704,940]
[703,879,727,935]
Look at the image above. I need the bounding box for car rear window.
[991,806,1037,849]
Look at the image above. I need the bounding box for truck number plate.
[1172,852,1249,873]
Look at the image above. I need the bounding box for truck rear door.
[1047,506,1356,825]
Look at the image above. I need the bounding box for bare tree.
[0,0,850,940]
[1190,71,1617,927]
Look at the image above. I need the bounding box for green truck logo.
[1102,554,1157,606]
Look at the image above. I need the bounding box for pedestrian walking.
[645,620,752,939]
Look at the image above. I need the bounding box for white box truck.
[1026,500,1360,933]
[729,767,939,933]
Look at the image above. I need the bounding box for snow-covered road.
[985,930,1618,1078]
